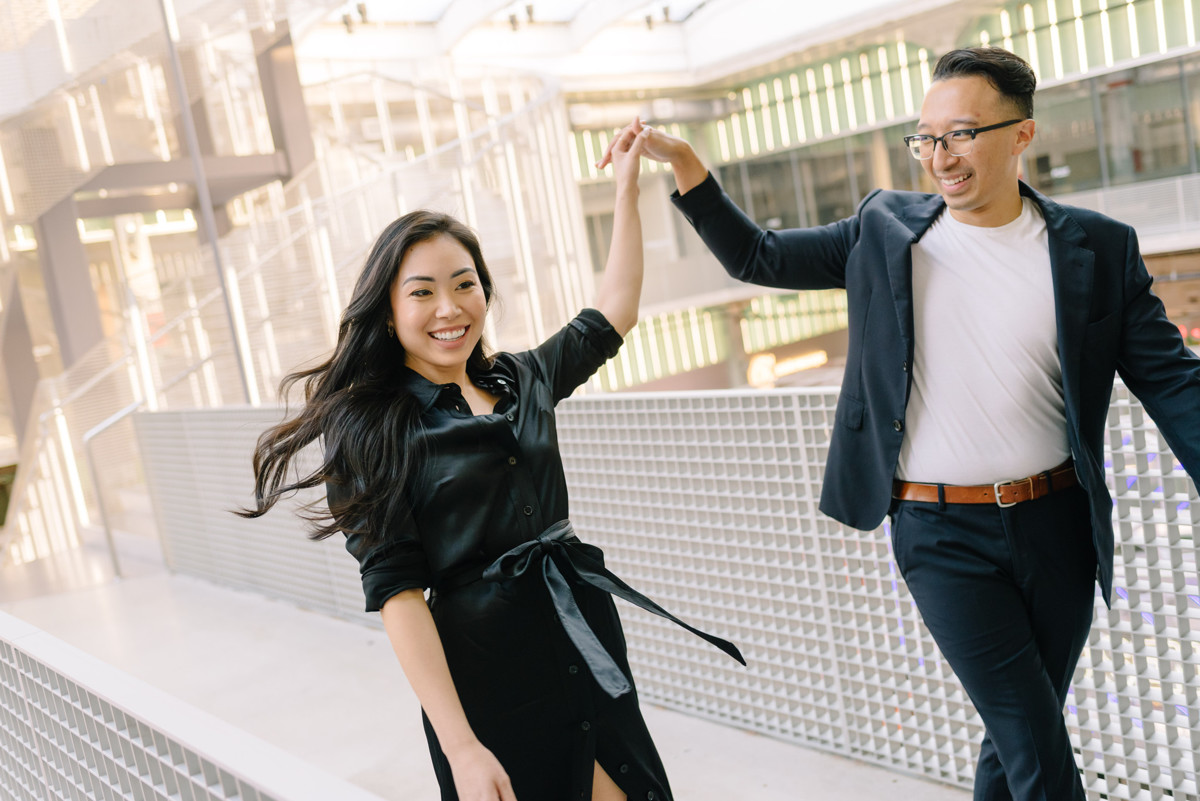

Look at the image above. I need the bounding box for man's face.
[916,75,1035,227]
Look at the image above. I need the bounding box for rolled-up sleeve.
[519,308,624,402]
[327,481,431,612]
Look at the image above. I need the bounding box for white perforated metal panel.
[0,613,385,801]
[134,384,1200,800]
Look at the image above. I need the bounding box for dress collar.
[398,362,512,414]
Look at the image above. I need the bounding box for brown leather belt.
[892,461,1077,507]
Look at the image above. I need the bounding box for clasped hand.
[600,117,659,185]
[597,117,688,172]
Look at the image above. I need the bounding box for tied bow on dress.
[480,519,746,698]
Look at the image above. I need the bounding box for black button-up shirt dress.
[334,309,676,801]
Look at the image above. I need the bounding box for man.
[599,47,1200,800]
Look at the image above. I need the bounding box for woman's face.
[389,234,488,384]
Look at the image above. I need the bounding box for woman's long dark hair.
[238,210,495,547]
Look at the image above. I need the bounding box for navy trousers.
[889,484,1097,801]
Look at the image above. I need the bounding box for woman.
[243,121,743,801]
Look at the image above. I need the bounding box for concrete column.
[168,48,217,157]
[724,301,750,389]
[33,196,104,367]
[253,21,314,176]
[869,129,894,191]
[1,274,38,445]
[1103,81,1136,183]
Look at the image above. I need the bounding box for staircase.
[0,68,591,571]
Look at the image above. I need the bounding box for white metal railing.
[130,384,1198,801]
[1056,173,1200,251]
[0,611,386,801]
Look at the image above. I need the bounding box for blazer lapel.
[1027,184,1095,416]
[887,194,945,345]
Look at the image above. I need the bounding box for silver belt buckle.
[994,476,1033,508]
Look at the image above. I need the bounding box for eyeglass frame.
[902,118,1026,160]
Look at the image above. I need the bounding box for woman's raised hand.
[605,116,652,187]
[445,740,518,801]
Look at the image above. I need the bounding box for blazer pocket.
[1082,309,1122,369]
[1085,308,1120,338]
[835,394,865,431]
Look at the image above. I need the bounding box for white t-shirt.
[896,197,1071,484]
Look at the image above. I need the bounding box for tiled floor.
[2,530,970,801]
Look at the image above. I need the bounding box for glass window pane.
[879,124,925,192]
[844,133,872,207]
[745,154,802,229]
[1186,54,1200,173]
[1025,82,1104,193]
[1101,62,1190,185]
[798,140,858,224]
[717,163,749,212]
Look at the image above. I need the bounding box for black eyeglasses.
[903,119,1024,160]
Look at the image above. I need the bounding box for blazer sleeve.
[670,172,862,291]
[1113,226,1200,482]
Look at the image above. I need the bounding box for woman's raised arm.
[593,119,650,337]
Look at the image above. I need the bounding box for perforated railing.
[1058,174,1200,248]
[0,613,384,801]
[558,390,983,780]
[132,384,1199,800]
[556,386,1199,800]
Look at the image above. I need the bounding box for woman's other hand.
[444,739,518,801]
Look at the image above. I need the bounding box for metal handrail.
[82,399,145,579]
[303,70,492,114]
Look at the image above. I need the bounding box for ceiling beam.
[569,0,653,50]
[437,0,514,52]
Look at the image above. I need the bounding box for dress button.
[580,721,591,731]
[619,764,629,774]
[892,419,904,432]
[568,665,579,675]
[505,413,515,422]
[508,456,517,465]
[523,505,533,515]
[902,360,908,372]
[647,793,655,800]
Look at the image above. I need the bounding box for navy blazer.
[673,173,1200,605]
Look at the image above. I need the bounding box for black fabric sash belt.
[440,519,745,699]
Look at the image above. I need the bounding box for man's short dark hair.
[931,47,1036,120]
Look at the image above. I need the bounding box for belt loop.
[936,483,946,511]
[1043,470,1054,493]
